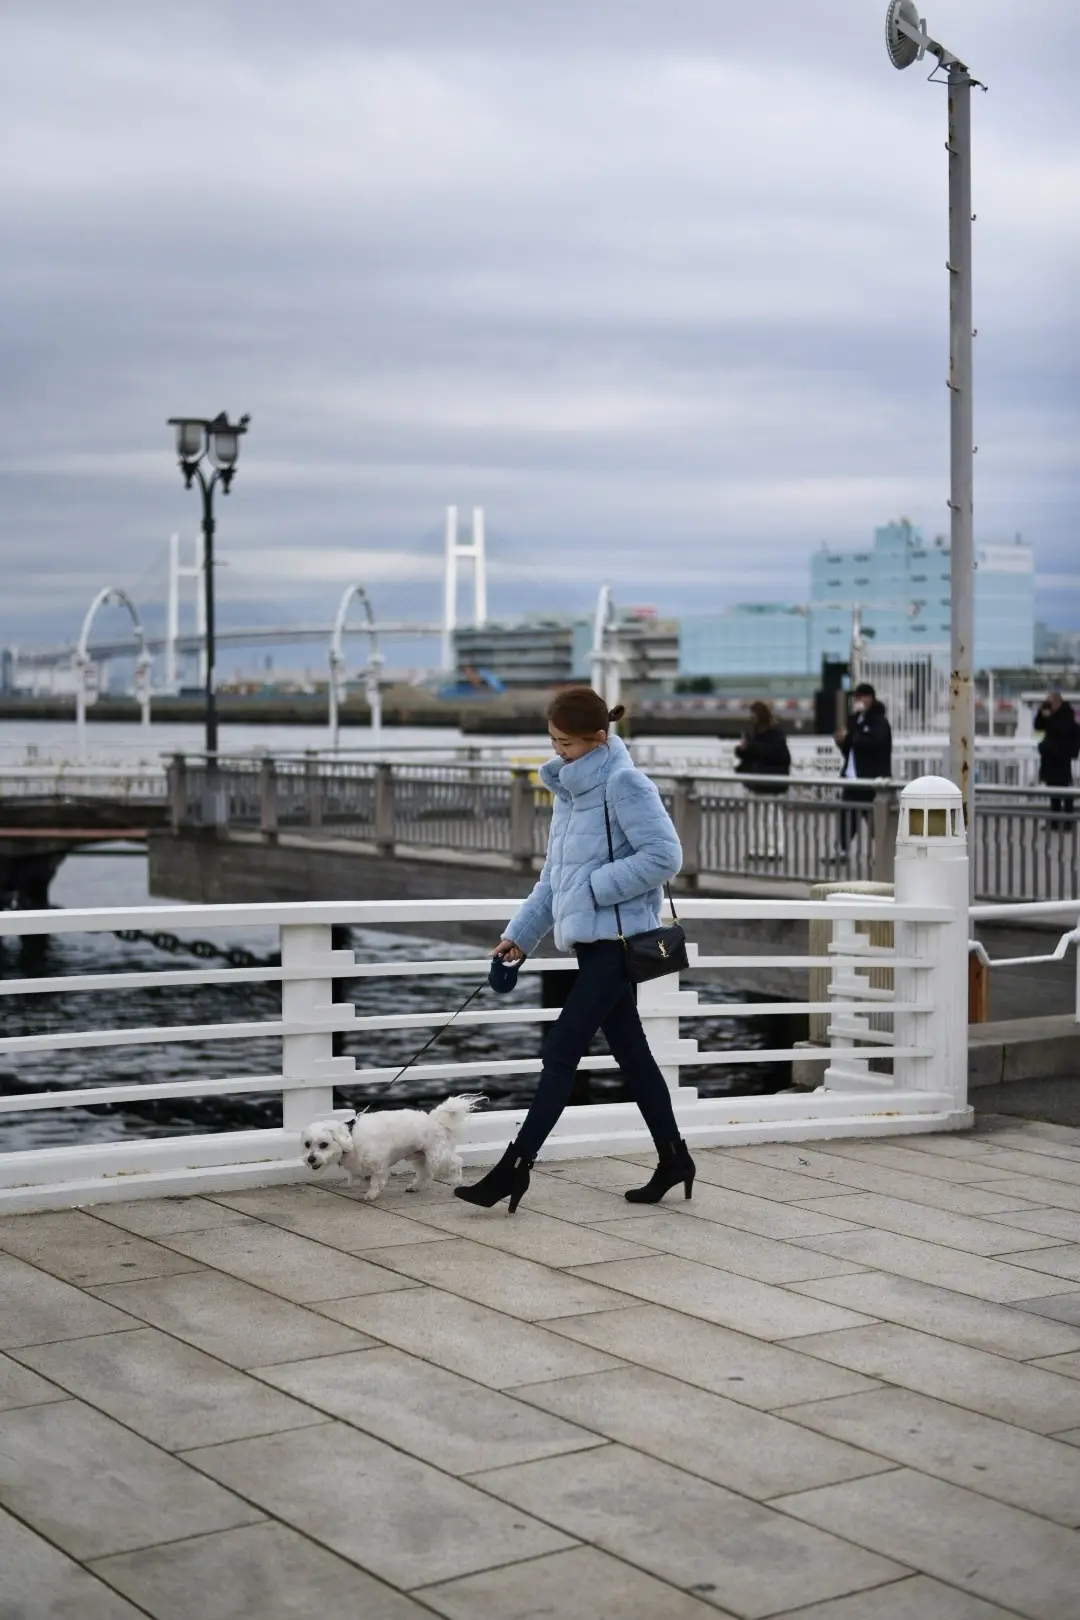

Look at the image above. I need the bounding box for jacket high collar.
[540,733,628,801]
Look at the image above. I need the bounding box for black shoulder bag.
[602,793,689,982]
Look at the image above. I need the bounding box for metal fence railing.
[162,756,1079,902]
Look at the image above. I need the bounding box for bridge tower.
[441,506,487,673]
[166,532,206,693]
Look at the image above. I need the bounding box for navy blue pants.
[514,940,681,1159]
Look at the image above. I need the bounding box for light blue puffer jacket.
[504,734,682,956]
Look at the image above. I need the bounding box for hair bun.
[607,704,626,724]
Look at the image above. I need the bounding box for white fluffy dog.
[300,1096,484,1202]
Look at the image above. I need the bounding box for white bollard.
[892,776,970,1115]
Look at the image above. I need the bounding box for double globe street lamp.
[167,412,250,757]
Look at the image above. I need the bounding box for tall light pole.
[885,1,982,830]
[166,412,250,757]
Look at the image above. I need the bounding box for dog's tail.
[430,1094,486,1138]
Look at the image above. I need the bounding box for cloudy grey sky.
[2,0,1077,656]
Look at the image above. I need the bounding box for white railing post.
[636,957,701,1101]
[893,776,970,1111]
[280,923,357,1133]
[820,900,883,1093]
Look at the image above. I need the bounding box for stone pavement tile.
[0,1252,139,1348]
[93,1196,253,1238]
[314,1286,625,1388]
[514,1365,893,1498]
[791,1192,1066,1256]
[546,1160,861,1238]
[472,1444,906,1619]
[0,1209,203,1286]
[419,1544,733,1620]
[14,1326,325,1451]
[673,1180,862,1241]
[1016,1292,1080,1326]
[728,1144,1044,1216]
[91,1520,428,1620]
[548,1304,884,1409]
[974,1125,1080,1164]
[568,1254,876,1340]
[590,1212,867,1285]
[766,1573,1025,1619]
[91,1268,375,1368]
[208,1184,452,1252]
[1056,1428,1080,1446]
[888,1134,1011,1160]
[961,1147,1080,1185]
[519,1171,666,1224]
[990,1244,1080,1282]
[776,1322,1080,1433]
[797,1140,1012,1182]
[0,1350,64,1418]
[184,1421,573,1590]
[542,1156,662,1193]
[158,1218,421,1303]
[966,1173,1080,1212]
[370,1237,632,1320]
[1031,1350,1080,1380]
[686,1152,848,1203]
[382,1200,659,1269]
[780,1386,1080,1526]
[787,1271,1080,1359]
[791,1227,1080,1303]
[256,1345,604,1474]
[985,1207,1080,1242]
[0,1505,145,1620]
[773,1468,1080,1620]
[0,1398,262,1559]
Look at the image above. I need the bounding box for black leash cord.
[366,980,488,1102]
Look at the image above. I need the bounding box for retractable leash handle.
[488,951,522,994]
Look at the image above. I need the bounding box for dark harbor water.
[0,852,797,1154]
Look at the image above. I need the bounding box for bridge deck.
[3,1117,1080,1618]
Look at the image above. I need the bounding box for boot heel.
[508,1188,524,1215]
[684,1178,693,1200]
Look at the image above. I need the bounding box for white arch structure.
[328,585,383,748]
[73,587,152,754]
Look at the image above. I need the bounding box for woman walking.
[456,686,694,1215]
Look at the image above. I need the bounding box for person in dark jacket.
[735,701,791,860]
[831,683,893,860]
[1035,687,1079,827]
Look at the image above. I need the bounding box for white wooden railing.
[0,779,976,1213]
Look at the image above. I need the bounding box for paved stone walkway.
[5,1115,1080,1619]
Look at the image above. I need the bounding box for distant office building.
[679,605,811,678]
[570,608,680,691]
[1036,623,1080,665]
[809,519,1034,670]
[453,617,577,687]
[454,608,679,691]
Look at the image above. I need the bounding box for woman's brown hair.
[750,700,774,733]
[546,686,625,737]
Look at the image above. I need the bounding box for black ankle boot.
[454,1141,533,1214]
[624,1139,695,1204]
